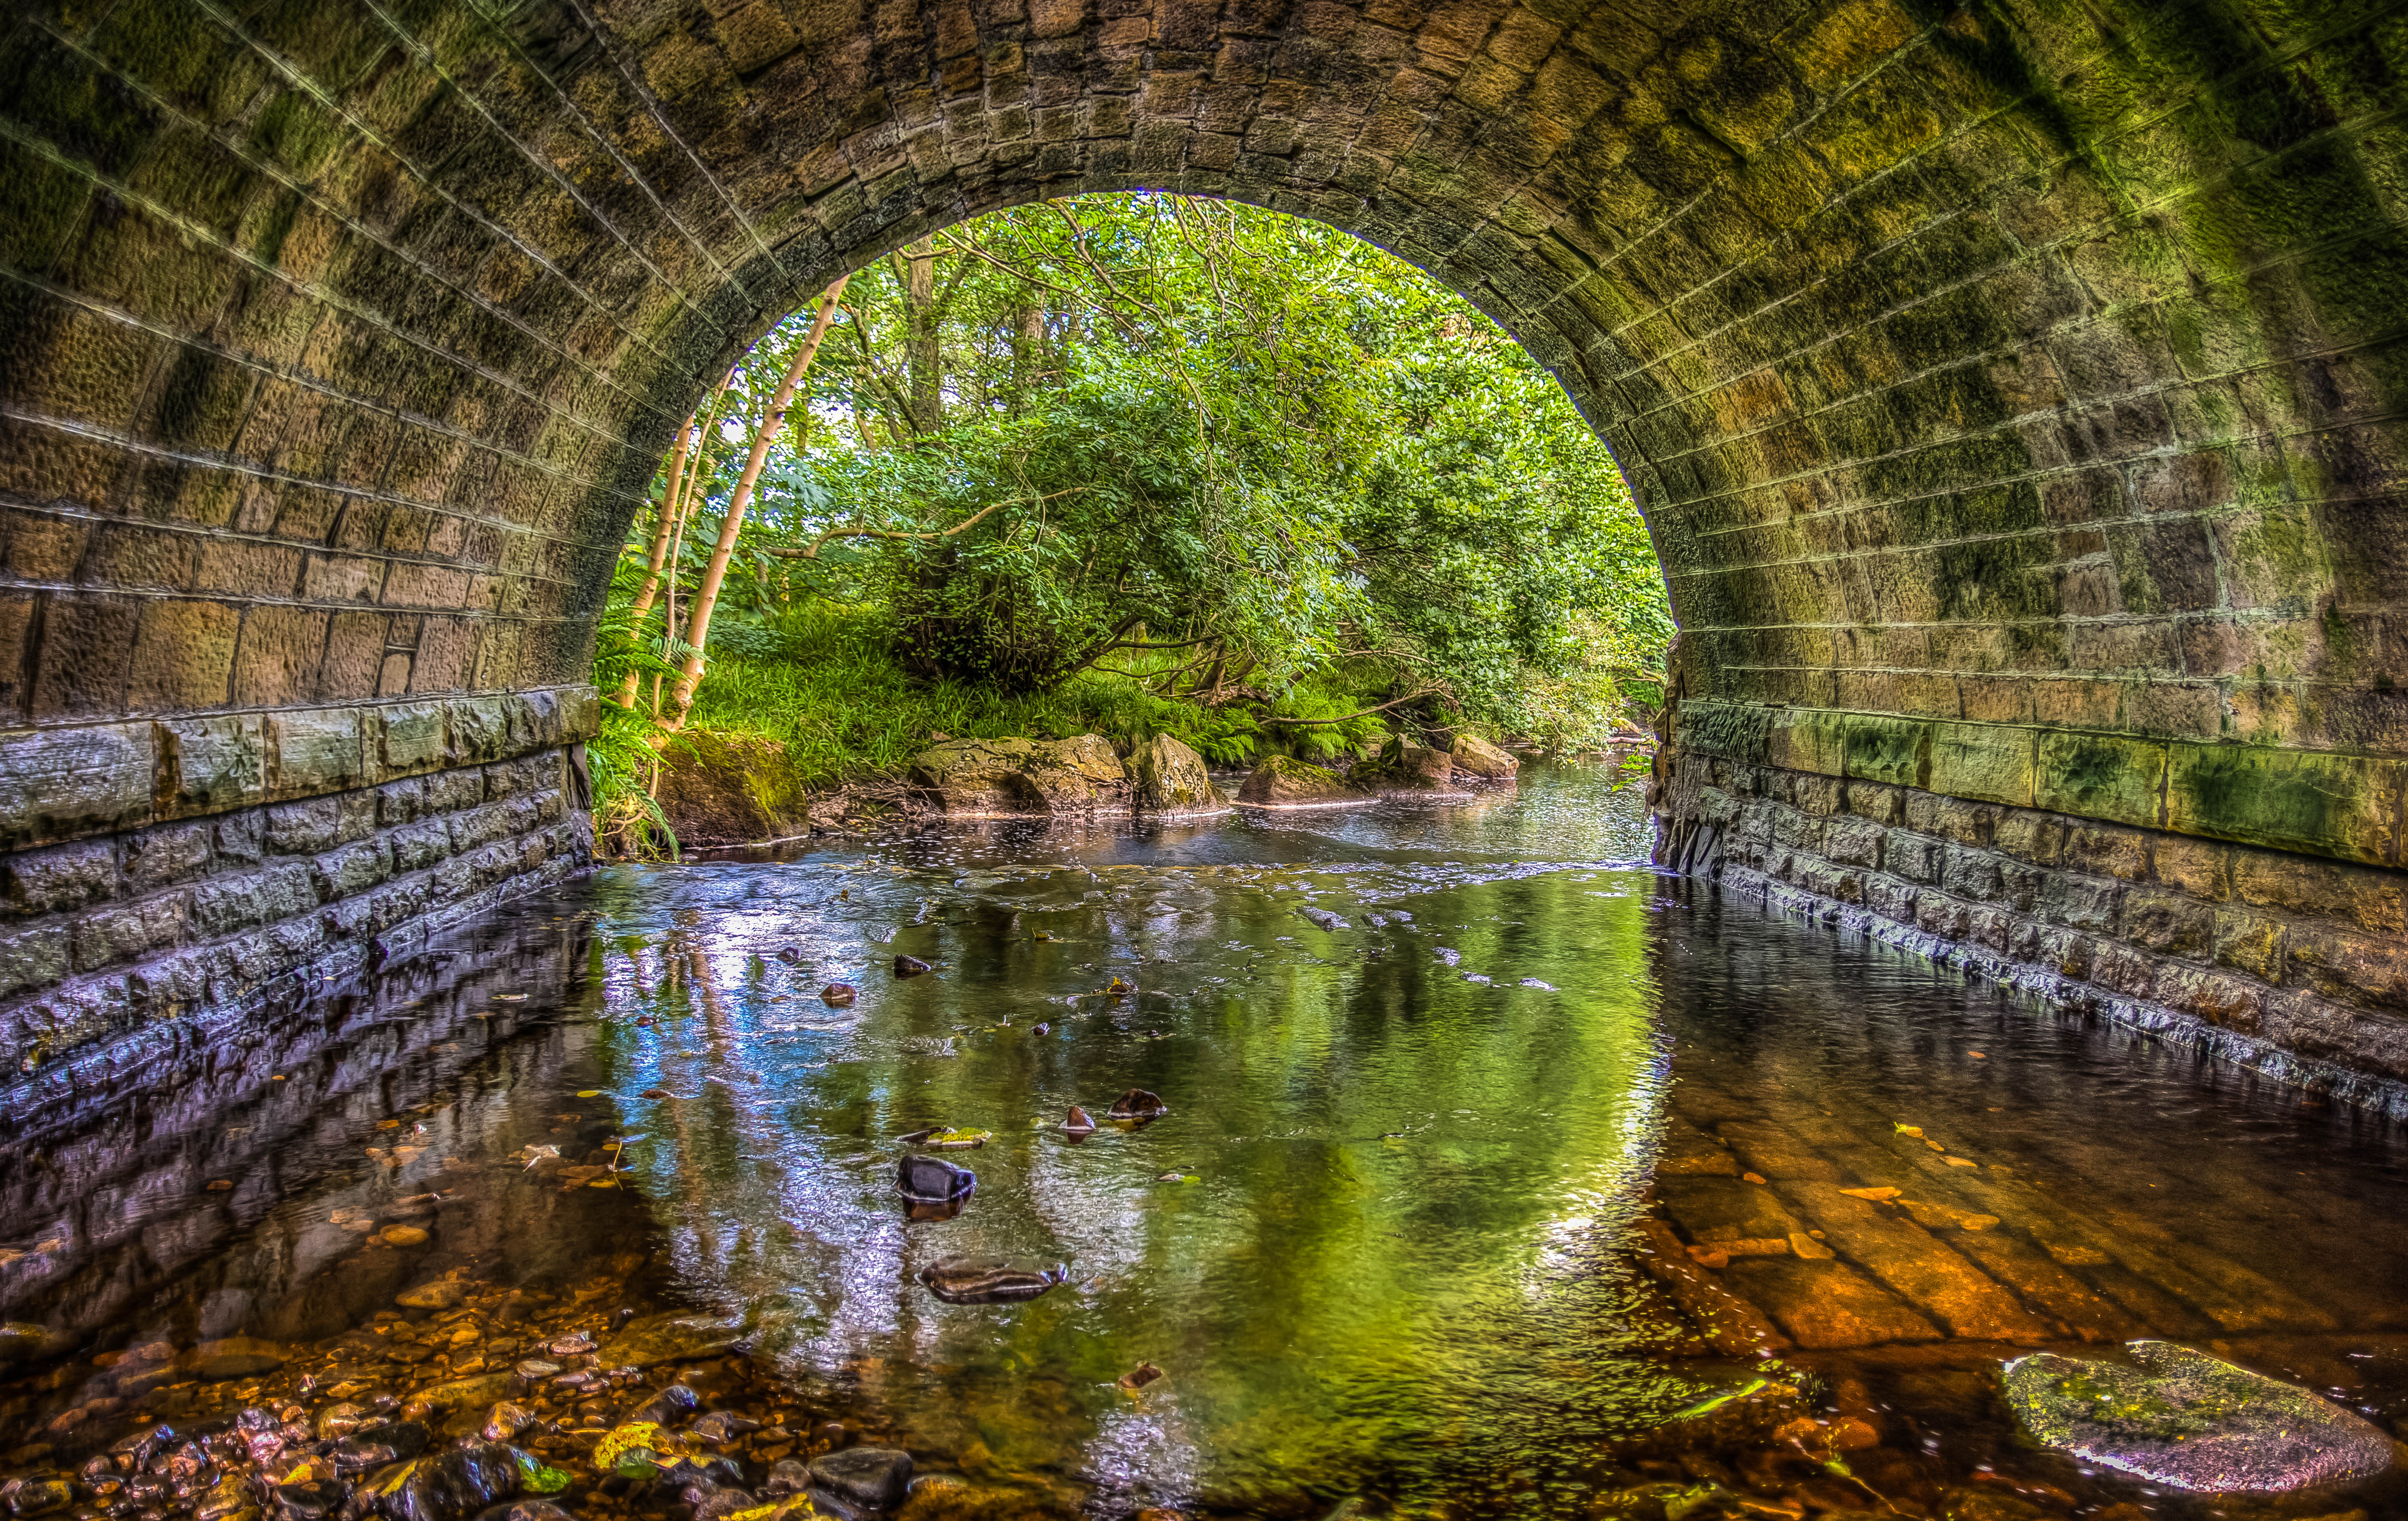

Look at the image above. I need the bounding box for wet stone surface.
[3,763,2407,1521]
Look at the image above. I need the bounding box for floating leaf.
[1838,1186,1900,1201]
[511,1450,573,1494]
[926,1128,992,1149]
[1893,1124,1923,1137]
[576,1090,603,1098]
[596,1422,664,1478]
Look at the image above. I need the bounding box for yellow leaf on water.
[1943,1156,1978,1167]
[1893,1124,1923,1137]
[1838,1186,1901,1201]
[576,1090,602,1098]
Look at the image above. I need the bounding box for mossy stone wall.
[0,0,2404,1079]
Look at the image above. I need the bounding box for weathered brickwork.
[0,0,2405,1081]
[1657,748,2408,1112]
[0,689,596,1078]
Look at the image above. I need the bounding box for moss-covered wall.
[0,0,2404,1077]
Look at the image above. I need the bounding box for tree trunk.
[898,237,942,434]
[662,277,851,731]
[618,367,735,707]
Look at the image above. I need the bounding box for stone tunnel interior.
[0,0,2405,1101]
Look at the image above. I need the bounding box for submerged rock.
[2001,1340,2397,1491]
[896,1155,977,1205]
[367,1441,523,1521]
[1235,755,1361,806]
[823,983,858,1007]
[893,955,932,978]
[810,1448,914,1511]
[596,1313,742,1369]
[189,1336,286,1381]
[1131,734,1219,812]
[1107,1089,1168,1119]
[1299,908,1350,932]
[1063,1105,1097,1135]
[916,1257,1068,1304]
[1446,733,1519,780]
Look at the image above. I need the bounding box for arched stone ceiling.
[1,0,2405,1089]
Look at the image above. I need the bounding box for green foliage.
[595,191,1673,836]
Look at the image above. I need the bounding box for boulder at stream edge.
[1132,733,1220,811]
[1236,755,1363,806]
[908,735,1132,814]
[1447,733,1520,779]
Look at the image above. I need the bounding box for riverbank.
[602,606,1652,855]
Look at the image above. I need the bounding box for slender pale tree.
[615,365,735,708]
[662,277,851,730]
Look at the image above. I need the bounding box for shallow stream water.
[5,760,2408,1521]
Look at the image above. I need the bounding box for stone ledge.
[1714,864,2408,1124]
[1675,700,2406,866]
[0,686,601,852]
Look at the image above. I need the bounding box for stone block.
[264,799,341,855]
[0,722,156,849]
[1991,810,2065,865]
[72,894,186,973]
[1764,707,1846,776]
[2088,940,2155,998]
[189,876,268,938]
[559,684,601,742]
[2038,871,2120,931]
[156,715,267,818]
[2119,888,2213,958]
[267,708,364,799]
[2164,743,2402,866]
[2286,926,2408,1013]
[1865,873,1919,921]
[0,920,70,997]
[2211,911,2285,983]
[1843,714,1928,788]
[0,839,118,917]
[214,809,264,865]
[2035,731,2164,829]
[376,701,448,779]
[448,696,512,763]
[2155,966,2264,1032]
[310,839,392,901]
[377,777,426,825]
[2231,850,2406,937]
[2150,834,2230,901]
[388,818,453,872]
[1843,779,1905,823]
[1927,721,2034,807]
[2062,822,2151,880]
[426,767,484,813]
[1905,791,1994,846]
[123,821,212,892]
[1824,815,1884,866]
[1884,830,1942,884]
[1940,843,2001,901]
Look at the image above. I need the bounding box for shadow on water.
[5,759,2408,1521]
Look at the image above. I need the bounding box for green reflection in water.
[589,854,1700,1510]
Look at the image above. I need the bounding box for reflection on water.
[593,762,1682,1511]
[6,758,2408,1521]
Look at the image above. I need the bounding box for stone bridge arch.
[2,0,2406,1101]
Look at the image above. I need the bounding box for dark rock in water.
[625,1385,700,1428]
[1118,1362,1163,1391]
[809,1448,914,1510]
[1063,1105,1096,1135]
[823,983,858,1006]
[2002,1340,2398,1491]
[275,1481,347,1521]
[763,1460,812,1497]
[377,1442,522,1521]
[893,955,931,978]
[1107,1089,1167,1119]
[1299,908,1350,932]
[916,1256,1069,1304]
[190,1336,286,1381]
[597,1314,742,1369]
[896,1155,976,1206]
[473,1504,577,1521]
[7,1481,71,1518]
[344,1420,430,1464]
[777,947,803,963]
[686,1411,760,1445]
[692,1488,758,1521]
